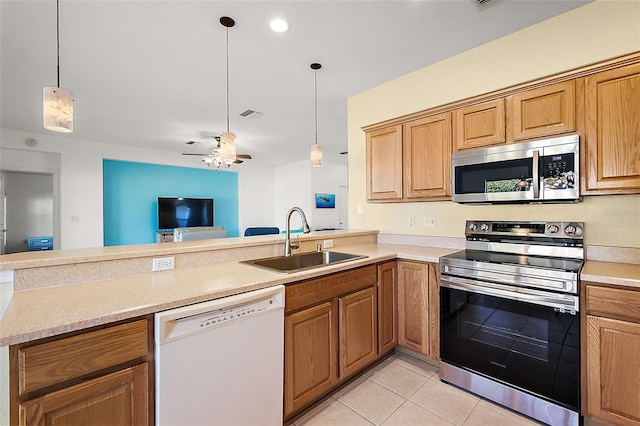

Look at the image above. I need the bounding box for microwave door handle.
[533,150,540,198]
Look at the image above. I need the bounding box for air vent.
[239,109,262,119]
[474,0,498,8]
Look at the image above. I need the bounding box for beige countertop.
[1,239,637,347]
[0,243,454,347]
[581,260,640,288]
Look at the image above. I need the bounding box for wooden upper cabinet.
[453,98,506,151]
[584,62,640,193]
[507,80,576,142]
[403,113,452,199]
[366,125,403,201]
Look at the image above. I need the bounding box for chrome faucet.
[285,207,311,256]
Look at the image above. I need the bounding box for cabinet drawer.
[16,319,149,395]
[586,284,640,322]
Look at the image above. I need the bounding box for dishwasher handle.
[155,285,284,345]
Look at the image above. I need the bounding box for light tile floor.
[293,352,543,426]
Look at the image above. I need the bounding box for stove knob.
[564,225,577,235]
[480,223,490,232]
[468,223,477,231]
[547,224,560,234]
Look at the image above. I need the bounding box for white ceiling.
[1,0,590,167]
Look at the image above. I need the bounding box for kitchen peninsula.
[1,230,639,425]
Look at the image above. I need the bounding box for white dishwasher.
[154,285,284,426]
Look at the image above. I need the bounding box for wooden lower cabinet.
[339,287,377,378]
[19,363,149,426]
[377,261,398,355]
[284,300,339,417]
[584,282,640,425]
[397,261,439,360]
[10,317,153,426]
[283,265,382,420]
[586,316,640,425]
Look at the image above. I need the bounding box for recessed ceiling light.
[270,18,289,33]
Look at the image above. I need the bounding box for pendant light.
[310,63,322,167]
[43,0,73,133]
[219,16,236,166]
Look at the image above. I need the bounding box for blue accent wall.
[103,160,238,246]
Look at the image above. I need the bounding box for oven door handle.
[439,275,579,313]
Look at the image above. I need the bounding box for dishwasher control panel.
[155,285,285,344]
[198,297,276,328]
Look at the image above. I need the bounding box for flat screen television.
[158,197,214,230]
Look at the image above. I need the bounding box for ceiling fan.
[182,136,252,168]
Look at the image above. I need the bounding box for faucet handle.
[291,234,301,250]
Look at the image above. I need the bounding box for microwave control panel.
[540,153,576,190]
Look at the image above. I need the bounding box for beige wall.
[347,0,640,248]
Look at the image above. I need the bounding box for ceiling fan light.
[311,144,322,167]
[43,86,73,133]
[220,132,236,165]
[203,156,216,166]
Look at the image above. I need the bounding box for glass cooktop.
[441,249,584,274]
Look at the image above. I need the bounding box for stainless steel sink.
[242,251,367,273]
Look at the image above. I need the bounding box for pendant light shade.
[310,63,322,167]
[44,0,73,133]
[310,143,322,167]
[43,87,73,132]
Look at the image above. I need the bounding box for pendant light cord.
[56,0,60,88]
[225,25,230,133]
[314,68,318,145]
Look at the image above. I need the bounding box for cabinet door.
[585,63,640,193]
[284,301,338,417]
[377,261,397,355]
[366,125,403,201]
[339,287,377,378]
[453,98,506,151]
[507,80,576,141]
[403,113,452,199]
[397,261,429,356]
[18,363,148,426]
[586,315,640,425]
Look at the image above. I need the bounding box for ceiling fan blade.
[234,159,244,164]
[236,154,252,159]
[182,153,211,156]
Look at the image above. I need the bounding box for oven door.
[439,275,580,411]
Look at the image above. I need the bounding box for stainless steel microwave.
[452,134,580,203]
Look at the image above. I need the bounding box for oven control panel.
[466,221,583,239]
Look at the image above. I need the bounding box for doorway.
[1,171,54,254]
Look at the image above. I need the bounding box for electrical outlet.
[425,216,436,228]
[152,256,175,272]
[323,239,334,248]
[408,216,415,227]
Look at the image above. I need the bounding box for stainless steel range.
[439,221,584,426]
